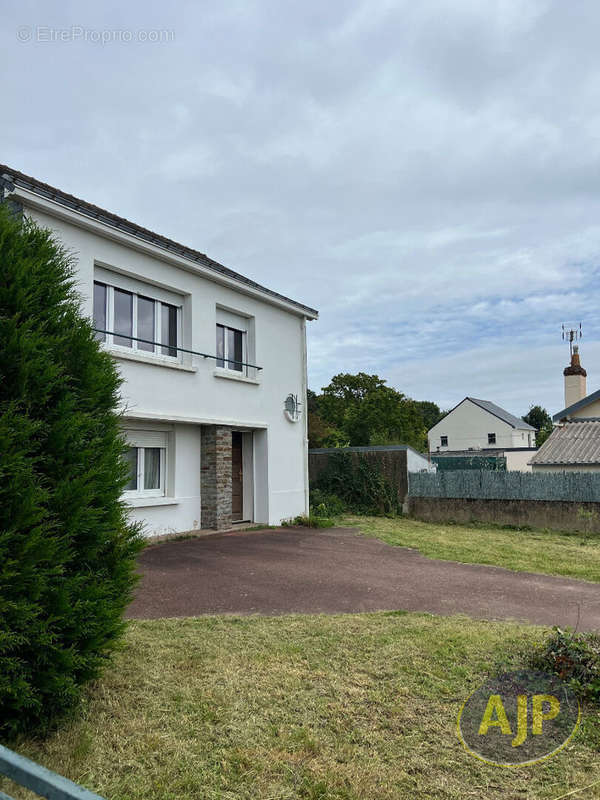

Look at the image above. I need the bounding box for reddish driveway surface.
[126,527,600,629]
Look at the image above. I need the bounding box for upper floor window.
[216,324,246,373]
[488,433,496,445]
[440,435,448,447]
[94,281,179,359]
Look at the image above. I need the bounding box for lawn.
[3,614,600,800]
[341,515,600,582]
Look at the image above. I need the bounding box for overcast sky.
[3,0,600,417]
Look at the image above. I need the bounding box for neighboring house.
[1,165,318,536]
[531,346,600,472]
[427,397,536,454]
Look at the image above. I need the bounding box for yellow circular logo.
[457,670,581,767]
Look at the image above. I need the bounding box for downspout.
[301,315,310,516]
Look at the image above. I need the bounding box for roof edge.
[467,397,536,430]
[1,164,318,318]
[552,388,600,421]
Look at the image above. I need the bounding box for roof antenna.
[562,323,582,358]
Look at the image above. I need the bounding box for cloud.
[2,0,600,417]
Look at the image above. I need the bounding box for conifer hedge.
[0,203,143,738]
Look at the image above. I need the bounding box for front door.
[231,431,243,521]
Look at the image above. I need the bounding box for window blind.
[124,429,168,449]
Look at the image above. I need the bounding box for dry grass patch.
[2,613,600,799]
[342,515,600,582]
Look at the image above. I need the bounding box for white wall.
[570,397,600,418]
[124,421,202,536]
[505,449,534,472]
[25,201,313,531]
[406,449,436,473]
[428,399,533,452]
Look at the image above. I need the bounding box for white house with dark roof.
[428,397,536,456]
[1,165,318,536]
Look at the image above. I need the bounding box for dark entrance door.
[231,431,243,521]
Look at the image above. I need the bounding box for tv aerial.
[561,323,582,357]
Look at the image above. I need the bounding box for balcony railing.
[0,744,106,800]
[92,329,263,372]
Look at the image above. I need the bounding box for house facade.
[1,166,318,536]
[428,397,536,454]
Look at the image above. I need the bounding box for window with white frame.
[123,430,168,498]
[93,281,180,359]
[216,324,246,372]
[215,307,254,376]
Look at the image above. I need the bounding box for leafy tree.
[414,400,444,432]
[0,204,143,738]
[317,373,427,450]
[307,389,348,448]
[522,405,553,447]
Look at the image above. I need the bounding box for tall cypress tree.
[0,203,143,738]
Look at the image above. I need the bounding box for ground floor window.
[123,430,168,498]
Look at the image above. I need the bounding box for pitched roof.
[529,419,600,465]
[0,164,318,318]
[466,397,536,430]
[553,388,600,422]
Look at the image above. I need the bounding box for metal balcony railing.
[0,744,106,800]
[92,329,263,372]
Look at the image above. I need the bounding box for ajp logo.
[457,670,580,766]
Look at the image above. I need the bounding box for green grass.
[3,614,600,799]
[341,515,600,582]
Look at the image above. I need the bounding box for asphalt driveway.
[126,526,600,629]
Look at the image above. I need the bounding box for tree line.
[308,372,443,451]
[308,373,554,452]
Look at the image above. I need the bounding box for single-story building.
[433,447,537,472]
[530,420,600,472]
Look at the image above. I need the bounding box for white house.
[1,165,318,536]
[428,397,536,454]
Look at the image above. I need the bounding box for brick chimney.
[563,345,587,408]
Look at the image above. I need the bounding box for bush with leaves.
[523,628,600,705]
[309,489,346,518]
[0,204,143,739]
[312,452,402,515]
[281,515,335,528]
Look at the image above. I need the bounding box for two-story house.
[1,165,318,536]
[428,397,536,471]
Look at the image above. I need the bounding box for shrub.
[523,628,600,705]
[0,205,143,738]
[311,452,402,515]
[281,515,335,529]
[309,489,345,517]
